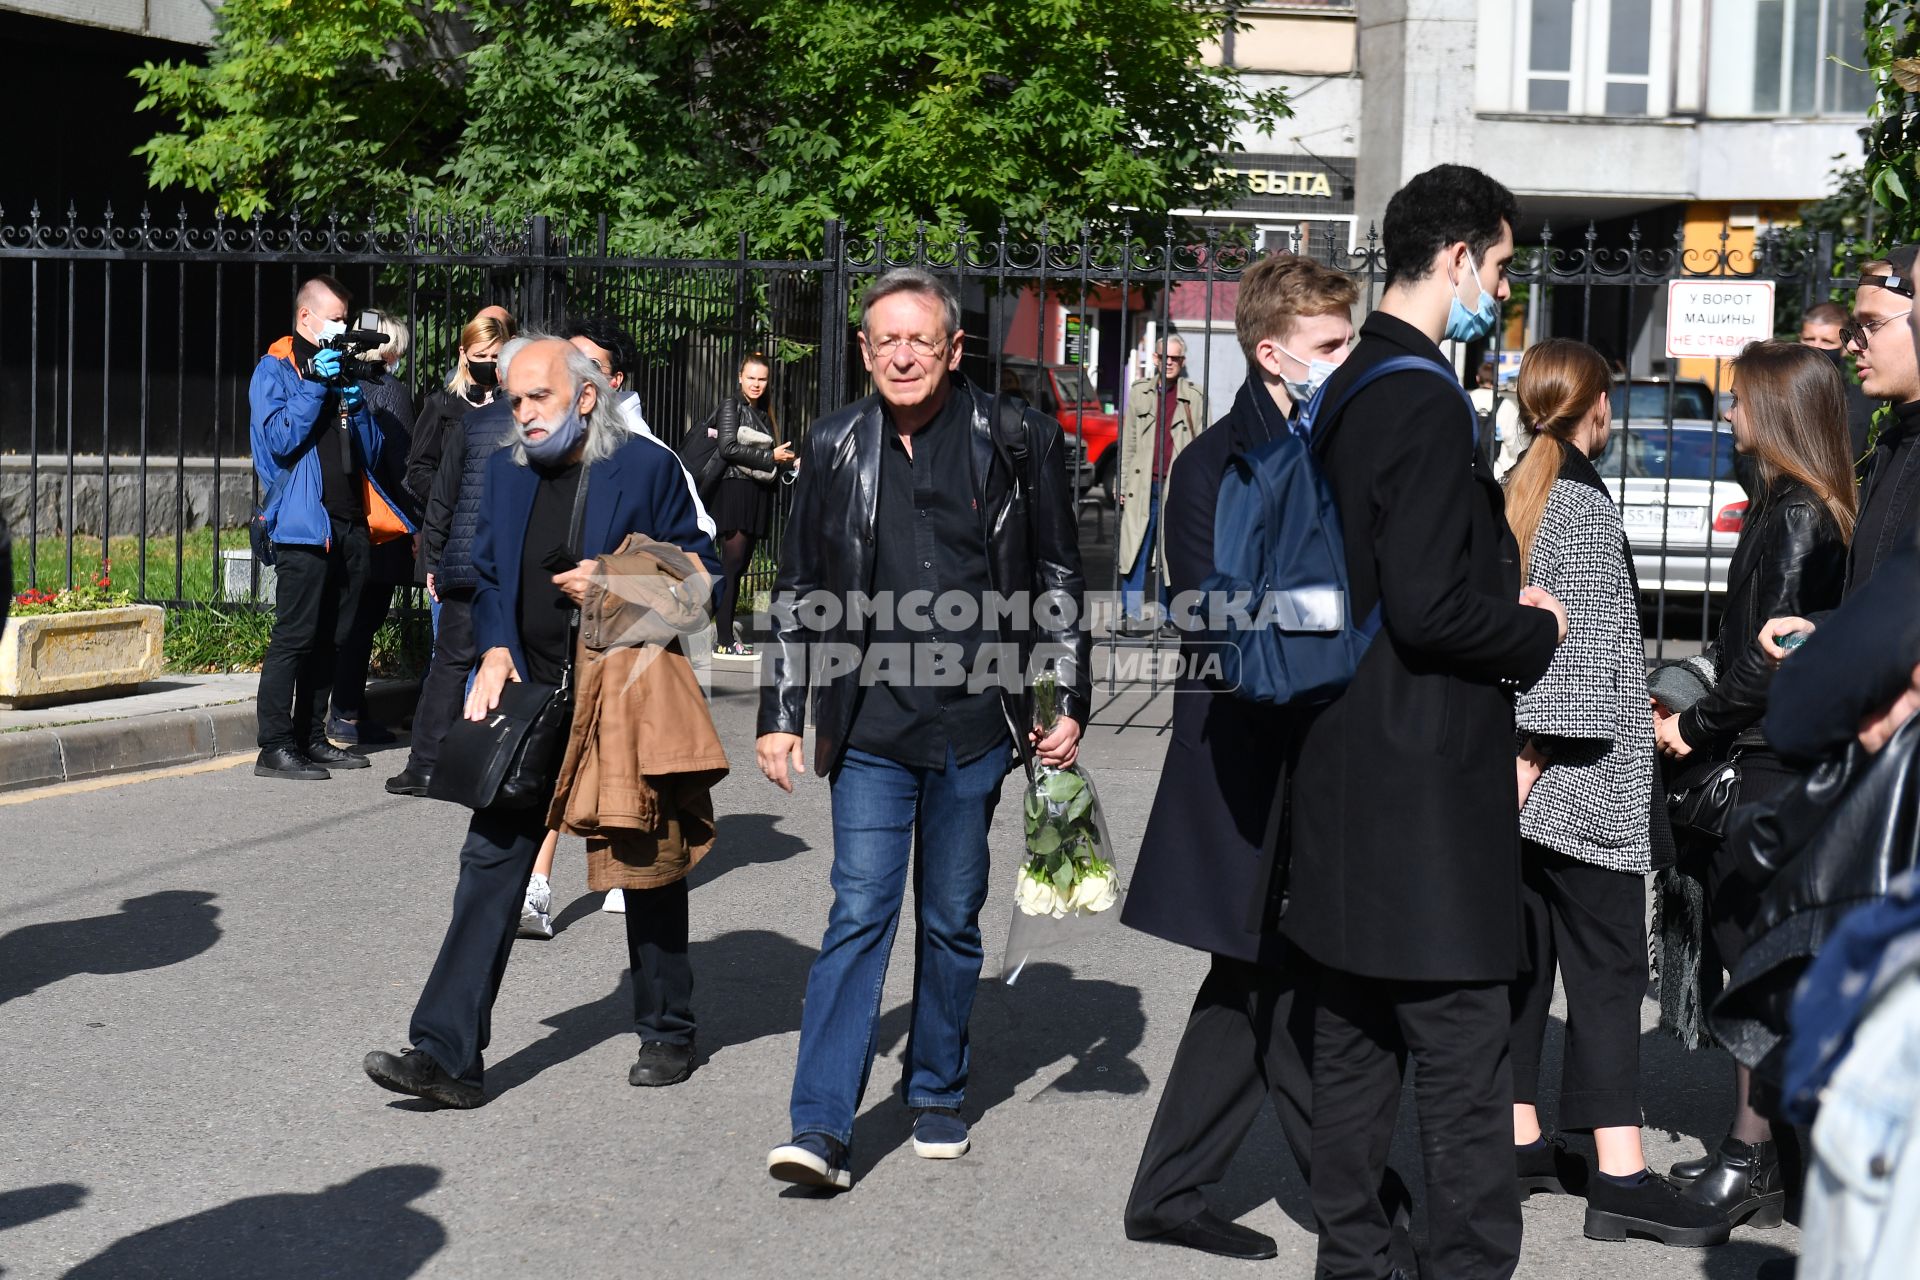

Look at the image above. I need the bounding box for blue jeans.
[788,742,1009,1147]
[1121,490,1166,621]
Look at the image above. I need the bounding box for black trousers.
[1125,954,1314,1236]
[1509,845,1646,1131]
[331,583,393,721]
[408,804,696,1087]
[402,592,477,775]
[257,523,370,750]
[1311,968,1520,1280]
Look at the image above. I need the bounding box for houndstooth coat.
[1515,446,1655,873]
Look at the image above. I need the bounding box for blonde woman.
[1504,339,1730,1247]
[405,310,516,506]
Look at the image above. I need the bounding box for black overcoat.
[1279,312,1559,984]
[1121,379,1300,964]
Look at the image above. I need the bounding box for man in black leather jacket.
[757,268,1088,1192]
[1759,248,1920,656]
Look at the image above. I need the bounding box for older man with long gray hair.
[364,334,718,1109]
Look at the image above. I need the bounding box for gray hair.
[860,268,961,340]
[358,309,410,367]
[1155,333,1187,357]
[501,332,626,468]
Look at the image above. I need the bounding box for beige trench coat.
[1116,375,1208,576]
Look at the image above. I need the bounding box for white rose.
[1065,871,1117,914]
[1016,870,1060,917]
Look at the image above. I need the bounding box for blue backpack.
[1201,355,1479,706]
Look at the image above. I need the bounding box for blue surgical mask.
[1443,248,1502,343]
[1275,342,1340,406]
[521,393,587,465]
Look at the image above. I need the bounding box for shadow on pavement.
[0,1182,86,1232]
[847,960,1150,1176]
[690,812,810,887]
[0,891,221,1008]
[61,1165,444,1279]
[1704,1237,1797,1278]
[485,927,817,1096]
[1639,1019,1741,1152]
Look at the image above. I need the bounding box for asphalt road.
[1,669,1795,1279]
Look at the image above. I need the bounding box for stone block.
[0,605,166,709]
[221,549,277,602]
[0,730,68,792]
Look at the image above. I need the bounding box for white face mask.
[311,316,347,345]
[1275,341,1339,405]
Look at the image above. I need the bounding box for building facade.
[1109,0,1871,408]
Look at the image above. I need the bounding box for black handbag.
[427,463,591,812]
[1666,749,1743,841]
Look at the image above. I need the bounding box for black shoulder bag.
[429,464,592,812]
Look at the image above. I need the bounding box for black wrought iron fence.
[0,203,1861,673]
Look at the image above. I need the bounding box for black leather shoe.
[305,740,370,770]
[1586,1171,1733,1247]
[629,1039,695,1087]
[1668,1150,1714,1186]
[1517,1135,1591,1197]
[1133,1210,1277,1261]
[384,768,432,797]
[255,746,329,780]
[1682,1137,1784,1228]
[363,1048,486,1109]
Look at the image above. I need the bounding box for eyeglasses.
[865,335,947,358]
[1162,354,1186,363]
[1842,309,1914,350]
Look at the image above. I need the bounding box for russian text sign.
[1665,279,1776,359]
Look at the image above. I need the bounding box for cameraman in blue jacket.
[248,275,409,780]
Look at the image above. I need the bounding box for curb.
[0,679,419,794]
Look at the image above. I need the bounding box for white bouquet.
[1003,668,1123,981]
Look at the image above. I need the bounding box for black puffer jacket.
[424,397,512,594]
[757,375,1089,778]
[1677,479,1846,751]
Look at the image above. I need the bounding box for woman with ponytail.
[1504,339,1731,1247]
[1652,340,1853,1229]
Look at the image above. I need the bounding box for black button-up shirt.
[846,387,1011,768]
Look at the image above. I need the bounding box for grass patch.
[161,602,431,677]
[14,527,241,602]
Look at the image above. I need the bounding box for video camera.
[304,328,390,388]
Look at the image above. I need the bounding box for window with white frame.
[1518,0,1670,117]
[1707,0,1871,117]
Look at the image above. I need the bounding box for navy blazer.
[472,433,721,680]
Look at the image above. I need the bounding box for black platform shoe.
[1585,1171,1733,1247]
[1681,1137,1785,1228]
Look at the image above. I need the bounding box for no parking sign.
[1665,280,1776,359]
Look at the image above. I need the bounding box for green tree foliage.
[1865,2,1920,243]
[133,0,1287,254]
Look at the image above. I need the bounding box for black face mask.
[1820,344,1850,371]
[467,360,498,388]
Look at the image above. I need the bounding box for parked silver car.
[1594,420,1750,596]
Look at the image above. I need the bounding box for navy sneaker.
[912,1106,971,1159]
[768,1133,852,1191]
[328,713,396,748]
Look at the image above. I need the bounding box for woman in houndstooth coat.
[1502,339,1727,1248]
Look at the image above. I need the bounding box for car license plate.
[1624,505,1704,533]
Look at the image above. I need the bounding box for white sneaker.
[601,887,626,914]
[518,873,554,939]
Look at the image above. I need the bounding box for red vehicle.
[1002,360,1119,500]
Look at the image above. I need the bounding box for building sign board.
[1665,280,1776,359]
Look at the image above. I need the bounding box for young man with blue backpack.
[1282,166,1567,1280]
[1122,254,1427,1260]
